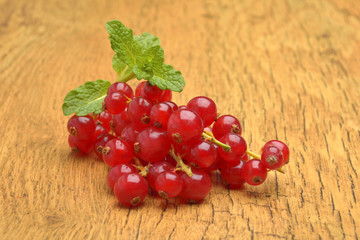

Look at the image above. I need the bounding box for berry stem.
[246,150,285,174]
[202,131,231,151]
[132,157,149,177]
[117,66,136,82]
[169,146,193,177]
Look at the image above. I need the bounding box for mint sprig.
[62,79,111,116]
[62,20,185,117]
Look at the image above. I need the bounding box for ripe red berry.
[188,140,217,168]
[163,101,178,112]
[187,96,217,127]
[103,139,133,167]
[212,115,242,139]
[261,146,283,170]
[167,109,204,144]
[146,161,175,189]
[135,81,146,97]
[150,102,173,129]
[155,171,183,198]
[111,109,130,136]
[95,111,112,131]
[262,140,290,165]
[243,159,267,186]
[217,133,247,164]
[68,135,93,154]
[221,159,246,188]
[67,115,95,140]
[107,82,134,99]
[159,89,172,102]
[93,124,108,140]
[114,173,149,207]
[127,97,153,128]
[179,169,211,203]
[107,164,137,190]
[93,133,116,160]
[120,123,143,146]
[103,92,127,114]
[143,81,165,101]
[134,127,171,163]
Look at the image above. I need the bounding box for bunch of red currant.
[66,81,289,207]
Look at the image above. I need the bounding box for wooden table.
[1,0,359,239]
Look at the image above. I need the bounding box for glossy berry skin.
[221,159,246,188]
[95,111,112,131]
[107,82,134,99]
[212,115,242,139]
[127,97,153,128]
[93,133,116,160]
[155,171,183,198]
[261,146,283,170]
[135,81,146,97]
[167,109,204,144]
[243,159,267,186]
[107,164,137,190]
[112,110,130,136]
[104,92,127,114]
[67,115,95,140]
[93,125,108,140]
[188,141,217,168]
[68,135,93,154]
[217,133,247,164]
[121,123,143,146]
[134,127,171,163]
[143,81,165,102]
[159,89,172,102]
[147,161,175,189]
[163,101,178,112]
[262,140,289,165]
[150,103,173,129]
[179,168,211,202]
[114,173,149,207]
[103,139,133,167]
[187,96,217,127]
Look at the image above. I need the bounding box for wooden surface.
[1,0,359,239]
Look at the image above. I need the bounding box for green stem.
[169,147,193,177]
[202,131,231,151]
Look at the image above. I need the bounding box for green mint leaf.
[150,63,185,92]
[134,32,161,49]
[62,79,111,116]
[106,20,141,67]
[112,54,134,82]
[132,45,164,80]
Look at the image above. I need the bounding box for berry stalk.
[202,131,231,151]
[169,147,193,177]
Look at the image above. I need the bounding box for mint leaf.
[112,54,134,82]
[62,79,110,116]
[134,32,161,49]
[150,63,185,92]
[106,20,141,67]
[132,45,164,80]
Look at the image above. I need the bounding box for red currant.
[114,173,148,207]
[143,81,165,102]
[155,171,183,198]
[67,115,95,140]
[120,123,143,146]
[212,115,242,139]
[188,140,217,168]
[179,168,211,203]
[159,89,172,102]
[95,111,112,131]
[111,109,130,136]
[150,102,173,129]
[135,81,146,97]
[243,159,267,186]
[68,135,93,154]
[262,140,289,165]
[261,146,283,170]
[103,92,127,114]
[187,96,217,127]
[107,82,134,99]
[127,97,153,128]
[221,159,246,188]
[107,164,137,190]
[103,139,133,167]
[217,133,247,164]
[146,161,175,189]
[93,133,116,160]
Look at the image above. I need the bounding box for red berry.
[134,127,171,163]
[103,92,127,114]
[135,81,146,97]
[121,123,143,146]
[93,133,116,160]
[221,159,246,188]
[188,140,217,168]
[179,169,211,203]
[103,139,133,167]
[112,110,130,136]
[217,133,247,164]
[150,102,173,129]
[159,89,172,102]
[143,81,165,102]
[146,161,175,189]
[163,101,178,112]
[95,111,112,131]
[114,173,148,207]
[127,97,153,128]
[243,159,267,186]
[261,146,283,170]
[155,171,183,198]
[67,115,95,140]
[167,109,204,144]
[262,140,290,165]
[68,135,93,154]
[107,82,134,99]
[107,164,137,190]
[212,115,242,139]
[93,124,108,140]
[187,96,217,127]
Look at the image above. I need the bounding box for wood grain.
[1,0,359,239]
